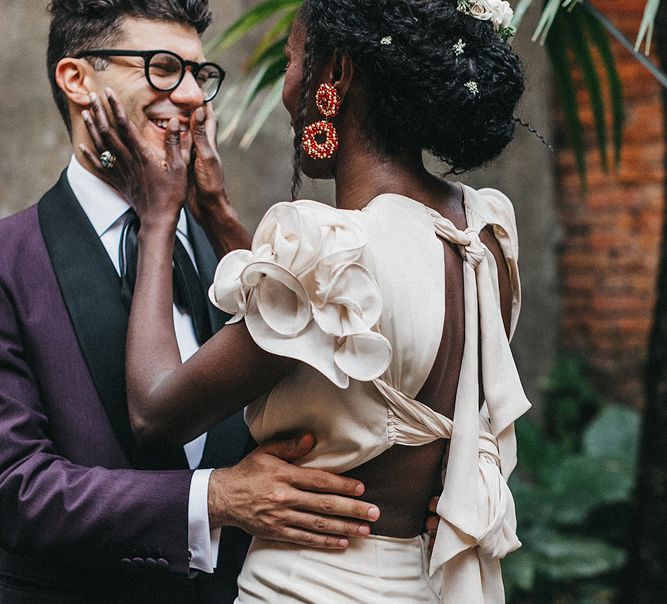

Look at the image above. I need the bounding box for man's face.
[87,18,208,162]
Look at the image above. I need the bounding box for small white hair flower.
[453,39,466,56]
[464,81,480,96]
[380,36,393,46]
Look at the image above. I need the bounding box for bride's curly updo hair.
[293,0,524,189]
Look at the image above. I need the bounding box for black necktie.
[119,209,213,345]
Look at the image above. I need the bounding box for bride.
[85,0,531,601]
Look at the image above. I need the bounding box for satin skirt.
[235,534,442,603]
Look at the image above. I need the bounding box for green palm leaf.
[580,7,624,166]
[206,0,302,54]
[546,15,587,184]
[210,0,663,190]
[563,6,609,170]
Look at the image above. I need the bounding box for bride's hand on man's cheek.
[186,103,231,225]
[79,88,188,227]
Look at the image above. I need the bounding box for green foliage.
[505,357,640,603]
[207,1,663,185]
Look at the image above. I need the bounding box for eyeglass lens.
[147,52,222,101]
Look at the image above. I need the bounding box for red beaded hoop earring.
[302,83,341,160]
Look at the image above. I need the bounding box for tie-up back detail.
[210,190,531,603]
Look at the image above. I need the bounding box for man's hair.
[47,0,212,134]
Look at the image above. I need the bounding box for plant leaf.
[533,0,565,45]
[580,7,625,167]
[511,0,535,29]
[635,0,661,54]
[563,6,609,170]
[583,406,641,464]
[529,528,626,579]
[545,14,587,185]
[245,8,299,72]
[240,79,286,149]
[206,0,303,54]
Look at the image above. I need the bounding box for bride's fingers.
[78,142,105,172]
[191,107,215,161]
[205,102,219,146]
[105,87,152,160]
[81,109,105,154]
[88,92,132,165]
[164,118,185,170]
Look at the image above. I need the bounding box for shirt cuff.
[188,469,222,573]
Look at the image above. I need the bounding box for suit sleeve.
[0,280,194,575]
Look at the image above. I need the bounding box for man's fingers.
[292,491,380,522]
[273,527,349,550]
[261,433,316,462]
[290,466,365,498]
[428,496,439,513]
[286,510,371,538]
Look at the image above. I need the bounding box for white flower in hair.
[458,0,515,37]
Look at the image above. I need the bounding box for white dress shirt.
[67,155,220,573]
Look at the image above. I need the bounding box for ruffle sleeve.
[209,201,392,388]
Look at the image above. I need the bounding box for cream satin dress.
[210,186,531,603]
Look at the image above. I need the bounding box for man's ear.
[55,57,96,108]
[324,50,354,103]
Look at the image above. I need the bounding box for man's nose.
[170,69,205,108]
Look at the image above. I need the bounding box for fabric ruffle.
[209,201,392,388]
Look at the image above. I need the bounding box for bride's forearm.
[125,220,183,445]
[199,193,252,259]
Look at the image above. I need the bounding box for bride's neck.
[332,136,440,211]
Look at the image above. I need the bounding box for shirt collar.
[66,155,190,239]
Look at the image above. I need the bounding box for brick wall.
[556,0,664,406]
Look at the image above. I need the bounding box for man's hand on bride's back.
[207,433,380,549]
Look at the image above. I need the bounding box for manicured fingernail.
[78,143,86,152]
[81,110,89,120]
[89,92,97,102]
[104,87,113,97]
[338,539,349,548]
[367,506,380,521]
[195,107,205,122]
[358,525,370,536]
[169,117,179,130]
[354,483,364,496]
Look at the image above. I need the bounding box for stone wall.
[556,0,664,406]
[0,1,558,406]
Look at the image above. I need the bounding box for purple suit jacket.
[0,173,250,603]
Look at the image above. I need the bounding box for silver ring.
[99,150,117,169]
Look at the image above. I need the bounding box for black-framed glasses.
[75,49,226,102]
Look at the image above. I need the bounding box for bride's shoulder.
[462,185,517,228]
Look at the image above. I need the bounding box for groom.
[0,1,379,603]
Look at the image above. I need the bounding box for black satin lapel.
[38,172,188,470]
[186,210,231,334]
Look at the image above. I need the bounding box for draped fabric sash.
[373,205,531,603]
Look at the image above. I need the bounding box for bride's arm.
[82,90,294,447]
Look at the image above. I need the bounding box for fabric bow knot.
[460,227,486,269]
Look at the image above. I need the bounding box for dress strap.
[417,207,531,603]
